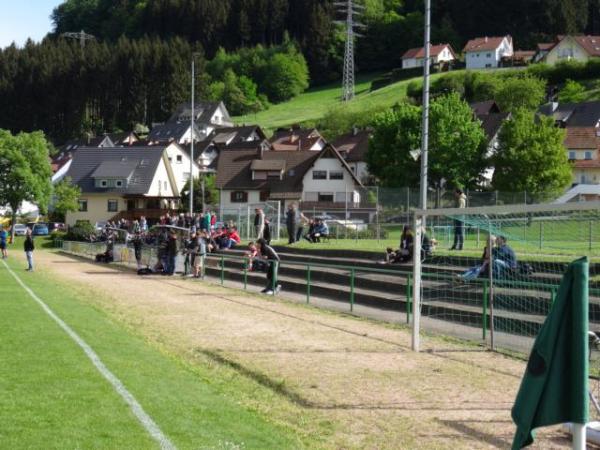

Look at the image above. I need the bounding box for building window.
[115,180,123,188]
[100,179,108,187]
[176,155,183,163]
[585,151,593,160]
[569,151,576,160]
[183,172,191,180]
[267,171,281,179]
[163,181,167,191]
[318,193,334,202]
[486,53,491,58]
[78,200,88,212]
[107,199,118,212]
[312,170,327,180]
[253,171,267,181]
[259,191,270,202]
[329,171,344,180]
[231,191,248,203]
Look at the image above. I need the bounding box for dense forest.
[50,0,600,76]
[2,0,600,144]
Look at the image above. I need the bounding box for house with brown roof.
[215,143,365,215]
[464,35,513,69]
[401,44,456,69]
[539,35,600,65]
[332,128,372,182]
[269,126,327,152]
[564,127,600,185]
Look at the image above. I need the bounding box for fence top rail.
[414,201,600,218]
[205,252,411,277]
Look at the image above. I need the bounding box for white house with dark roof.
[464,36,513,69]
[64,147,179,226]
[215,143,367,217]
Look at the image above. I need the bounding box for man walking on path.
[450,188,467,250]
[0,226,8,259]
[24,229,35,271]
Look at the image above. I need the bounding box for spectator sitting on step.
[398,225,414,262]
[492,235,517,278]
[457,236,494,282]
[220,226,241,250]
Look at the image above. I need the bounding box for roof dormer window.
[100,179,108,187]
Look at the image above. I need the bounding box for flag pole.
[572,423,586,449]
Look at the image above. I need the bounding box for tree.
[366,103,421,187]
[0,129,53,240]
[493,109,572,201]
[559,79,586,102]
[180,175,220,213]
[367,94,487,189]
[428,93,487,188]
[494,76,547,112]
[52,177,82,221]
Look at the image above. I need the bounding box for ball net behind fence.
[414,202,600,354]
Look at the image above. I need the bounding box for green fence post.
[350,269,355,312]
[306,265,311,304]
[406,273,412,324]
[482,280,488,340]
[550,287,556,306]
[220,255,225,285]
[243,258,248,290]
[272,261,278,292]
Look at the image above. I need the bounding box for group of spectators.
[283,204,330,244]
[0,224,36,271]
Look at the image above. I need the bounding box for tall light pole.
[412,0,431,352]
[189,54,200,214]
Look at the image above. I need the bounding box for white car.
[13,224,28,235]
[95,221,108,232]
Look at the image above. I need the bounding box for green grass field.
[0,255,314,449]
[233,72,448,132]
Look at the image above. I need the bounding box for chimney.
[484,36,488,43]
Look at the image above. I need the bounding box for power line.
[61,30,95,52]
[334,1,365,102]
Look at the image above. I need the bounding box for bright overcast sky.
[0,0,59,48]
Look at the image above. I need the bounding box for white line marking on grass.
[1,260,176,450]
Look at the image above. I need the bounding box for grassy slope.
[233,72,446,132]
[0,255,312,449]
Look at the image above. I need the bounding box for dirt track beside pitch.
[36,250,570,449]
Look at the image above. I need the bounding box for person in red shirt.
[221,227,240,249]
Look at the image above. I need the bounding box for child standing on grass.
[0,226,7,259]
[24,229,34,271]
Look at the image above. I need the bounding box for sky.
[0,0,60,48]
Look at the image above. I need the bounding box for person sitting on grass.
[308,219,329,243]
[397,225,414,262]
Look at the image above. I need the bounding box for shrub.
[65,221,95,242]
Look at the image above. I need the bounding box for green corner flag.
[511,257,589,449]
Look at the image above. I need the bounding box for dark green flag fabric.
[511,257,589,449]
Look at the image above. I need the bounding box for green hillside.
[233,72,446,132]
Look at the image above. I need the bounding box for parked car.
[13,224,28,235]
[32,223,49,236]
[95,221,108,232]
[26,221,37,230]
[48,222,66,232]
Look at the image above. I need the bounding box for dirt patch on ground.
[35,251,570,449]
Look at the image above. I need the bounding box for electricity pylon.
[334,1,365,102]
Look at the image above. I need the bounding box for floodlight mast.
[61,30,95,51]
[334,1,365,102]
[412,0,431,353]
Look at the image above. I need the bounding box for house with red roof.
[537,35,600,65]
[401,44,456,69]
[463,35,513,69]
